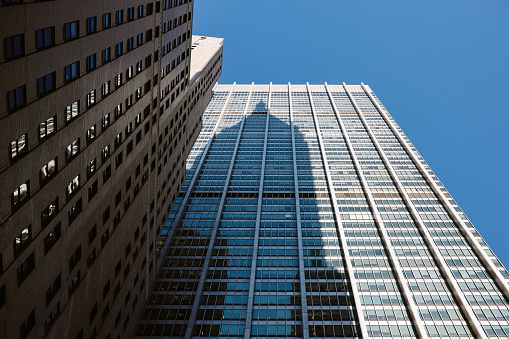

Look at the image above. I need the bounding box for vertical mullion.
[324,83,427,338]
[244,83,271,339]
[361,82,509,301]
[184,83,254,339]
[289,83,310,339]
[344,83,487,339]
[306,83,369,339]
[156,83,236,270]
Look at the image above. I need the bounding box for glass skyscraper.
[136,83,509,338]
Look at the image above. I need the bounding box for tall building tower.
[0,0,222,338]
[136,83,509,338]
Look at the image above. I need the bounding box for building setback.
[0,0,222,338]
[136,83,509,338]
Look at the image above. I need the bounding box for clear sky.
[193,0,509,267]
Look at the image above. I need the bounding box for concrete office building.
[136,83,509,338]
[0,0,222,337]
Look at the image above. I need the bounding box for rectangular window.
[87,158,96,179]
[86,125,96,143]
[126,66,133,79]
[86,90,96,107]
[101,81,110,97]
[44,223,61,254]
[17,252,35,286]
[137,33,143,46]
[65,61,80,82]
[115,73,122,88]
[37,72,56,97]
[41,197,59,228]
[5,34,24,60]
[20,309,35,339]
[86,54,96,71]
[102,47,111,63]
[114,103,122,118]
[103,165,111,183]
[0,285,5,310]
[127,37,134,51]
[14,225,32,258]
[45,275,61,306]
[7,85,26,112]
[40,157,57,184]
[69,245,81,271]
[39,115,56,140]
[66,175,80,198]
[128,7,134,21]
[102,13,111,29]
[88,180,98,201]
[86,17,96,34]
[116,10,123,24]
[68,270,81,296]
[66,138,80,161]
[136,60,142,73]
[36,27,55,50]
[10,133,27,161]
[64,21,79,41]
[65,100,80,122]
[12,181,29,210]
[102,113,110,130]
[138,5,144,17]
[115,132,122,148]
[115,42,123,56]
[89,225,97,245]
[102,145,110,161]
[68,198,82,224]
[45,302,60,334]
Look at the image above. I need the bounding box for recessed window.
[68,270,81,296]
[86,54,96,72]
[40,157,57,184]
[69,245,81,271]
[65,61,80,82]
[102,145,110,161]
[66,138,80,161]
[41,197,59,228]
[86,17,96,34]
[45,302,60,334]
[88,180,98,201]
[137,33,143,46]
[67,175,80,198]
[17,252,35,286]
[102,47,111,63]
[115,73,122,88]
[86,125,96,144]
[86,90,96,107]
[0,285,5,310]
[64,21,79,41]
[115,132,122,148]
[101,81,110,97]
[36,27,55,50]
[44,223,61,254]
[5,34,24,60]
[7,85,26,112]
[12,181,29,210]
[66,100,80,122]
[20,309,35,339]
[102,13,111,29]
[10,133,27,161]
[14,225,32,258]
[138,5,144,17]
[39,115,56,140]
[116,10,124,24]
[114,103,122,118]
[45,274,61,306]
[127,37,134,51]
[102,113,110,130]
[87,158,97,179]
[37,72,56,97]
[128,7,134,21]
[115,41,123,56]
[68,198,82,225]
[103,165,111,183]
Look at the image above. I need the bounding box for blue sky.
[193,0,509,266]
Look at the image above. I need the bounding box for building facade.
[136,83,509,338]
[0,0,222,338]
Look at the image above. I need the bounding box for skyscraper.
[0,1,222,338]
[136,83,509,338]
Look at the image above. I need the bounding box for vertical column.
[184,84,254,339]
[360,83,509,301]
[344,83,487,339]
[244,83,271,338]
[156,83,236,270]
[323,83,428,338]
[289,83,310,339]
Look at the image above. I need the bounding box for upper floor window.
[64,21,79,41]
[67,175,80,199]
[86,54,96,72]
[86,90,96,107]
[36,27,55,50]
[20,309,35,339]
[115,42,123,57]
[37,72,56,97]
[5,34,24,60]
[66,138,80,161]
[17,252,35,286]
[40,157,57,184]
[12,181,29,210]
[102,13,111,29]
[41,197,59,228]
[7,85,26,112]
[116,10,124,25]
[10,133,27,161]
[86,17,96,34]
[101,81,110,97]
[14,225,32,258]
[102,47,111,64]
[127,37,134,51]
[128,7,135,21]
[65,61,80,82]
[39,115,56,140]
[66,100,80,122]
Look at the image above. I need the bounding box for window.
[17,252,35,286]
[86,54,96,71]
[14,225,32,258]
[102,47,111,63]
[137,33,143,46]
[39,115,56,140]
[136,87,142,99]
[115,132,122,148]
[41,197,59,227]
[20,309,35,339]
[67,175,80,198]
[88,180,98,201]
[116,10,124,24]
[102,113,110,130]
[87,248,96,268]
[138,5,144,17]
[102,13,111,29]
[127,37,134,51]
[69,245,81,271]
[37,72,56,97]
[136,60,142,73]
[5,34,24,60]
[103,165,111,183]
[64,21,79,41]
[86,17,96,34]
[45,275,61,306]
[36,27,55,50]
[66,100,79,122]
[89,225,97,245]
[65,61,80,82]
[101,81,110,97]
[0,285,5,310]
[68,270,81,296]
[86,125,96,143]
[66,138,80,161]
[86,90,96,107]
[68,198,82,224]
[114,103,122,118]
[12,181,29,210]
[44,223,61,254]
[45,302,60,334]
[126,66,133,79]
[115,41,123,56]
[128,7,134,21]
[102,145,110,161]
[10,133,28,161]
[7,85,26,112]
[115,73,122,88]
[40,157,57,184]
[87,158,96,178]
